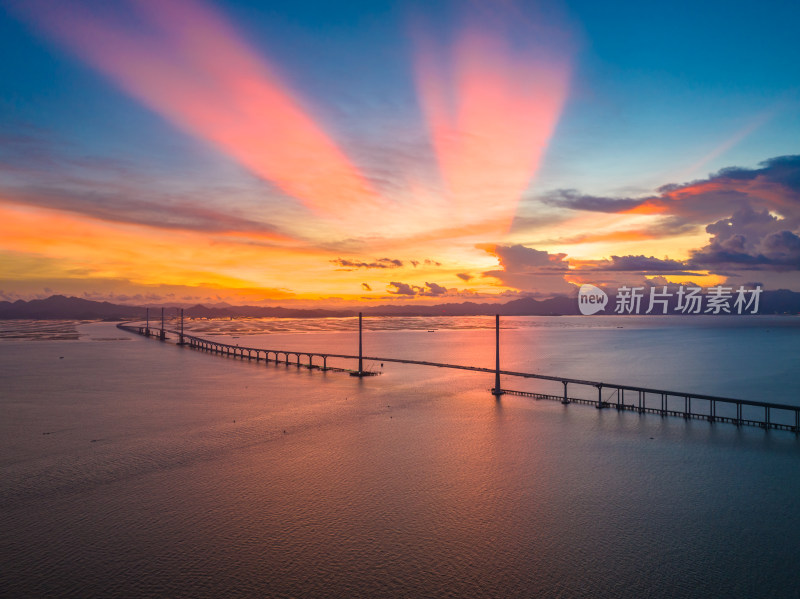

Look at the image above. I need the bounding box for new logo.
[578,284,608,315]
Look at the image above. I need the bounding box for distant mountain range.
[0,291,799,320]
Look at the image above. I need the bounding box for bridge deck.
[117,323,800,434]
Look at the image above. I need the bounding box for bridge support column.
[491,314,503,397]
[350,312,376,377]
[595,384,606,409]
[177,308,186,345]
[352,313,365,376]
[561,381,569,404]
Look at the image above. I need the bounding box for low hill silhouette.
[0,291,798,320]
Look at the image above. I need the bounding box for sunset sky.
[1,0,799,306]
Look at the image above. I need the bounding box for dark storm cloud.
[540,189,645,213]
[386,281,450,297]
[479,244,574,294]
[486,244,569,272]
[531,156,800,273]
[387,281,417,295]
[419,282,447,296]
[688,206,800,269]
[331,258,404,270]
[707,155,800,190]
[540,155,800,231]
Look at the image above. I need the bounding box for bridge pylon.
[491,314,504,397]
[350,312,377,377]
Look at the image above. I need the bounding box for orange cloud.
[0,199,322,292]
[0,199,496,301]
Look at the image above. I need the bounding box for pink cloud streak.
[14,0,382,218]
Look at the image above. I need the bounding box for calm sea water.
[1,316,799,598]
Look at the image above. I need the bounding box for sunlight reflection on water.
[1,318,799,598]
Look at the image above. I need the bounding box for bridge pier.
[159,307,166,341]
[561,381,569,404]
[350,312,376,377]
[177,308,186,345]
[595,384,607,409]
[491,314,503,397]
[350,313,378,377]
